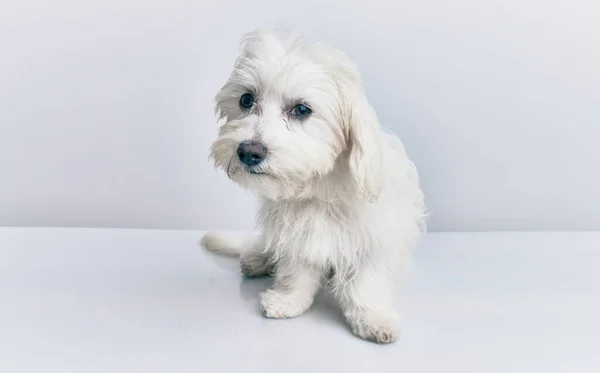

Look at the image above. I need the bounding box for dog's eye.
[239,93,254,109]
[291,104,311,117]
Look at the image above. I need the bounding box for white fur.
[201,29,427,344]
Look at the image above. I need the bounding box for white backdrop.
[1,0,598,232]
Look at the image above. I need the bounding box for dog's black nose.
[237,141,267,166]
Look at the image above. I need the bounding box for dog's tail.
[200,231,249,256]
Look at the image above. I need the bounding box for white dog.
[201,29,426,344]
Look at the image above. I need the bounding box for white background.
[1,0,599,232]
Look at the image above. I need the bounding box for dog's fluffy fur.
[201,29,426,344]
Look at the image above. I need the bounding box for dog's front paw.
[353,323,398,344]
[350,313,399,344]
[260,289,311,319]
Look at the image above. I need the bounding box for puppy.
[201,29,426,344]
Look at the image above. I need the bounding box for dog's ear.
[341,86,383,202]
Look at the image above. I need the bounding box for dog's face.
[210,30,383,201]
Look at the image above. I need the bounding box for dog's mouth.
[246,168,265,175]
[226,156,268,179]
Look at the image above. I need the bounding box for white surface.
[1,1,600,232]
[1,228,598,372]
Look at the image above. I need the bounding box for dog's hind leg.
[240,246,275,277]
[201,232,274,277]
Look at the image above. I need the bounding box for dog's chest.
[258,200,372,269]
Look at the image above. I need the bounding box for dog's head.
[210,29,382,201]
